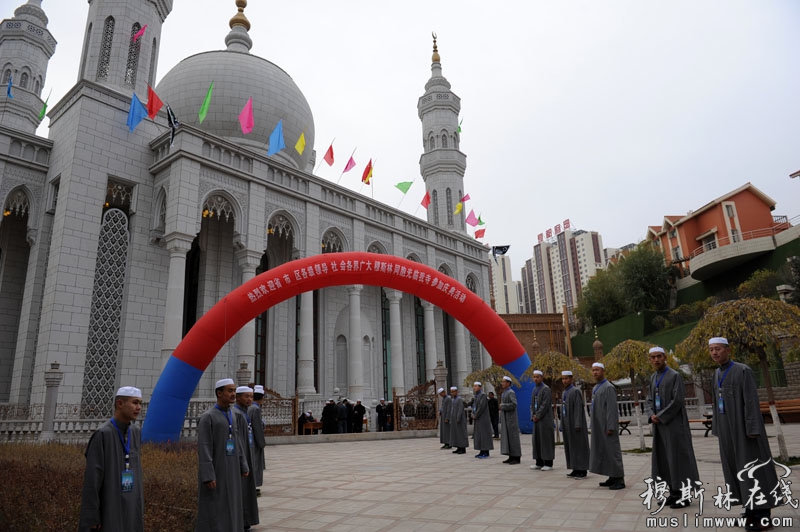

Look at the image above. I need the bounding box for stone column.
[39,362,63,442]
[296,290,317,394]
[387,289,405,397]
[347,285,364,400]
[236,361,251,386]
[161,234,193,360]
[453,321,469,393]
[235,249,261,382]
[421,300,438,381]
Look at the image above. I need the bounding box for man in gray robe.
[645,346,700,509]
[79,386,144,532]
[710,337,779,532]
[530,370,555,471]
[448,386,469,454]
[560,371,589,479]
[248,385,266,496]
[472,382,494,458]
[196,378,250,532]
[233,386,259,529]
[499,376,521,464]
[438,387,452,449]
[589,362,625,490]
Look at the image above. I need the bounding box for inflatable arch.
[143,252,533,442]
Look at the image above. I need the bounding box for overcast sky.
[14,0,800,279]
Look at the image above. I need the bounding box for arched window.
[19,72,28,89]
[2,70,10,84]
[441,133,448,149]
[125,23,142,87]
[321,229,344,253]
[431,190,439,226]
[428,134,435,151]
[147,38,157,86]
[97,17,114,81]
[34,78,40,95]
[446,188,453,226]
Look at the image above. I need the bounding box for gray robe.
[196,405,249,532]
[531,383,555,461]
[79,420,144,532]
[449,395,469,449]
[712,361,779,507]
[589,380,625,477]
[499,388,521,457]
[472,391,494,451]
[247,403,266,487]
[233,406,259,527]
[645,367,700,494]
[561,385,589,471]
[440,395,452,444]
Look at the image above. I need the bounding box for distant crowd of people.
[297,397,376,434]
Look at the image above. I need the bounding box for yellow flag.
[294,132,306,155]
[453,202,463,215]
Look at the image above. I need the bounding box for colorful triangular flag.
[457,118,463,133]
[198,82,214,123]
[421,191,431,209]
[38,89,51,120]
[146,84,163,119]
[453,202,463,215]
[323,144,334,166]
[362,159,373,184]
[343,156,356,173]
[492,245,510,261]
[133,24,147,42]
[267,119,286,156]
[465,210,479,227]
[126,93,147,132]
[294,131,306,155]
[395,181,413,194]
[461,193,471,203]
[6,76,12,99]
[238,98,254,134]
[474,229,486,239]
[478,214,485,226]
[166,103,180,146]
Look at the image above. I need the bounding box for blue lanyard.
[563,384,573,401]
[593,379,607,397]
[110,418,130,469]
[234,404,251,425]
[717,364,733,390]
[654,369,667,391]
[215,404,233,437]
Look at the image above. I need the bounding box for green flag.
[457,118,463,133]
[478,214,485,226]
[198,82,214,123]
[38,89,51,121]
[394,181,413,194]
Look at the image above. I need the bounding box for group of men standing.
[316,398,368,434]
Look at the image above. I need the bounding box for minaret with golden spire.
[225,0,252,52]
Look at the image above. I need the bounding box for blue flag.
[6,76,12,99]
[267,119,285,156]
[127,93,147,132]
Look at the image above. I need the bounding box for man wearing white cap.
[499,376,521,464]
[234,386,259,529]
[248,385,266,495]
[645,347,699,509]
[589,362,625,490]
[472,382,494,458]
[438,387,452,449]
[196,378,249,532]
[530,370,555,471]
[709,337,778,531]
[448,386,469,454]
[560,371,589,479]
[79,386,144,532]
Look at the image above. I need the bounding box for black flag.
[491,245,510,261]
[166,103,180,146]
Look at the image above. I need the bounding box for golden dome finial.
[431,32,440,63]
[230,0,251,31]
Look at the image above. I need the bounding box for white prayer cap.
[708,337,729,346]
[592,362,605,369]
[328,398,335,402]
[253,385,265,394]
[561,371,573,376]
[116,386,142,398]
[502,376,513,383]
[380,398,385,401]
[649,346,665,354]
[437,387,445,393]
[473,381,482,387]
[533,370,543,376]
[306,411,312,416]
[215,378,234,389]
[236,386,253,394]
[450,386,458,391]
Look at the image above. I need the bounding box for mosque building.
[0,0,491,418]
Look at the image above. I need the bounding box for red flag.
[421,191,431,208]
[343,156,356,173]
[474,229,486,239]
[461,193,471,203]
[146,85,163,119]
[323,144,334,166]
[133,24,147,42]
[362,159,373,184]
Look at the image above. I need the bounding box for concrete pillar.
[454,321,469,393]
[421,300,438,381]
[161,234,193,360]
[235,249,261,382]
[296,291,316,395]
[347,285,364,400]
[387,289,404,398]
[39,362,63,442]
[236,360,250,386]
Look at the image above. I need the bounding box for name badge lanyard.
[215,404,236,454]
[591,379,606,415]
[654,370,666,411]
[110,418,133,492]
[717,365,733,414]
[562,385,572,418]
[236,404,254,446]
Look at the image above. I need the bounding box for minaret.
[418,34,467,233]
[0,0,56,133]
[77,0,172,95]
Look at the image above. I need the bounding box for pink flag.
[343,156,356,173]
[461,193,471,203]
[465,210,479,227]
[133,24,147,42]
[238,98,254,134]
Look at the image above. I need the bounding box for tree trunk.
[630,368,646,451]
[759,354,789,461]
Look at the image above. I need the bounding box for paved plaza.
[256,424,800,532]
